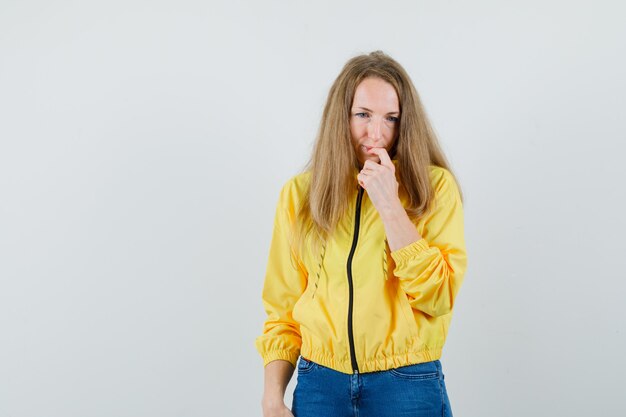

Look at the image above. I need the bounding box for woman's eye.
[353,113,398,122]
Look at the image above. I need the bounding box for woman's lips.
[362,145,380,151]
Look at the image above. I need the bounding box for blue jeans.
[292,357,453,417]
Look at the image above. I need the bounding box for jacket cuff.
[390,238,430,264]
[262,349,300,368]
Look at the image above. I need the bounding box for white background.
[1,1,625,416]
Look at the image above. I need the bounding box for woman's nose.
[367,117,383,141]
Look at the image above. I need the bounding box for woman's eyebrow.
[354,106,400,115]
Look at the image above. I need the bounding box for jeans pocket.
[389,360,440,380]
[297,357,316,374]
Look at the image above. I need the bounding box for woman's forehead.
[352,78,399,112]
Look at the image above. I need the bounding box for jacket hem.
[300,346,443,375]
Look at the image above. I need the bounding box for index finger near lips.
[369,147,393,170]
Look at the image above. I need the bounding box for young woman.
[255,50,467,417]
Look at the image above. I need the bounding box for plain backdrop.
[1,1,625,416]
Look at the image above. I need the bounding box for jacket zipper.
[346,185,365,374]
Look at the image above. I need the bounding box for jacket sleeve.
[254,180,307,368]
[390,168,467,317]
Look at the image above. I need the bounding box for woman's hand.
[357,147,402,216]
[261,360,295,417]
[262,401,294,417]
[358,147,423,252]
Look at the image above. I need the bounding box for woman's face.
[349,77,400,167]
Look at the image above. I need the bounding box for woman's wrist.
[378,197,405,222]
[262,394,285,410]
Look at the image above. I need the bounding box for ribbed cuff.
[262,349,300,368]
[390,238,430,264]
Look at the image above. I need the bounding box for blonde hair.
[293,50,463,260]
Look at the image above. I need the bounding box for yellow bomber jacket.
[254,161,467,375]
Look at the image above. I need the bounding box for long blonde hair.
[293,50,463,260]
